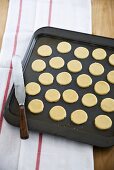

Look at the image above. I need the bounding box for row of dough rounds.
[37,43,114,64]
[32,58,82,73]
[28,99,112,130]
[25,84,78,103]
[32,58,107,77]
[25,82,114,111]
[39,72,114,90]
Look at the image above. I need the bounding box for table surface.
[0,0,114,170]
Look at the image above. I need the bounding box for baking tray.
[4,27,114,147]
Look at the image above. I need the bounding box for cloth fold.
[0,0,94,170]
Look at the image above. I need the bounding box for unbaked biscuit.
[31,59,46,72]
[49,57,64,69]
[45,89,60,102]
[94,81,110,95]
[67,60,82,73]
[28,99,44,114]
[49,106,66,121]
[56,72,72,85]
[101,98,114,112]
[37,45,52,57]
[25,82,41,95]
[77,74,92,88]
[38,72,54,85]
[62,89,79,103]
[89,62,104,76]
[92,48,106,60]
[109,54,114,66]
[71,110,88,125]
[74,47,89,59]
[95,115,112,130]
[82,93,97,107]
[107,70,114,84]
[57,41,71,53]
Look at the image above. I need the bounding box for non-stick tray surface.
[4,27,114,147]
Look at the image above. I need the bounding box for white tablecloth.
[0,0,93,169]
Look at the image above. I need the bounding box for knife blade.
[12,55,29,139]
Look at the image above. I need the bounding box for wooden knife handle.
[19,105,29,139]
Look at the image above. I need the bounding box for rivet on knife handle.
[19,105,29,139]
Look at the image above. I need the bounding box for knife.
[12,55,29,139]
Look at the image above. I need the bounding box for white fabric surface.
[0,0,94,170]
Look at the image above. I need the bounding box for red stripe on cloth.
[12,0,22,56]
[48,0,53,26]
[35,134,43,170]
[0,0,23,132]
[35,0,53,169]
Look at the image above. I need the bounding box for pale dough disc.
[25,82,41,95]
[67,60,82,73]
[49,106,66,121]
[74,47,89,59]
[31,59,46,72]
[49,57,65,69]
[77,74,92,88]
[92,48,106,60]
[38,72,54,85]
[62,89,78,103]
[28,99,44,114]
[101,98,114,112]
[71,110,88,125]
[109,54,114,66]
[95,115,112,130]
[45,89,60,102]
[82,93,97,107]
[56,72,72,85]
[107,70,114,84]
[89,62,104,76]
[94,81,110,95]
[37,45,52,57]
[57,41,71,53]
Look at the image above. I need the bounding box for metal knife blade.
[12,55,29,139]
[12,56,25,105]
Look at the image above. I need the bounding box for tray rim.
[4,26,114,147]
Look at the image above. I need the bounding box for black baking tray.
[4,27,114,147]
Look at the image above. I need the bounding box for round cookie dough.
[74,47,89,59]
[95,115,112,130]
[25,82,41,95]
[107,70,114,84]
[101,98,114,112]
[62,89,79,103]
[71,110,88,125]
[77,74,92,88]
[94,81,110,95]
[45,89,60,102]
[28,99,44,114]
[37,45,52,57]
[57,41,71,53]
[82,93,97,107]
[67,60,82,73]
[109,54,114,66]
[49,57,64,69]
[49,106,66,121]
[31,59,46,72]
[89,62,104,76]
[56,72,72,85]
[38,72,54,85]
[92,48,106,60]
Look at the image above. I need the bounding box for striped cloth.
[0,0,93,170]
